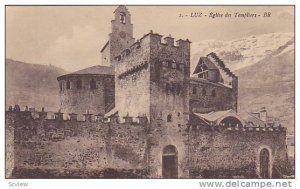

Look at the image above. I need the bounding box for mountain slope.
[6,59,67,111]
[191,32,294,72]
[236,50,294,132]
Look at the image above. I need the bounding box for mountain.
[190,32,294,133]
[191,32,294,72]
[236,49,294,133]
[6,59,67,111]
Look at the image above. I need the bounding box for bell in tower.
[119,12,126,24]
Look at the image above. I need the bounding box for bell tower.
[109,6,135,67]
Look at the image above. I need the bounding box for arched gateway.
[162,145,178,178]
[260,148,270,178]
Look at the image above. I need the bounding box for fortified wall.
[6,108,149,178]
[6,107,289,178]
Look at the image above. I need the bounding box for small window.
[90,79,96,89]
[202,88,206,96]
[162,61,168,67]
[66,80,70,89]
[76,79,82,89]
[172,62,177,69]
[212,89,216,97]
[166,83,170,94]
[60,82,63,91]
[171,83,176,93]
[176,84,181,95]
[167,114,172,122]
[177,112,180,117]
[192,87,197,94]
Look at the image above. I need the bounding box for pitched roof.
[238,111,267,127]
[71,65,113,75]
[193,110,233,122]
[207,52,237,78]
[193,57,218,74]
[113,5,130,15]
[57,65,114,80]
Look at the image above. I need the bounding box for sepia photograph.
[5,5,294,180]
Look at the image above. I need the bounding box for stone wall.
[5,112,15,178]
[58,75,114,115]
[114,35,151,120]
[189,78,235,113]
[188,125,288,178]
[5,109,289,178]
[6,110,148,178]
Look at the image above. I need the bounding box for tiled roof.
[70,65,113,75]
[57,65,114,80]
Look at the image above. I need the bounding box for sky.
[6,6,294,72]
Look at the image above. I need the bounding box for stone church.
[57,5,240,126]
[6,6,289,179]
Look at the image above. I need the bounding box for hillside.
[236,50,294,133]
[5,59,67,111]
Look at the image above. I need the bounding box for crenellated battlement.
[226,126,286,132]
[5,104,288,179]
[9,104,288,135]
[189,123,286,133]
[6,105,149,126]
[114,31,191,62]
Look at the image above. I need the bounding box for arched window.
[60,82,63,91]
[202,88,206,96]
[120,12,126,24]
[167,114,172,122]
[66,80,70,89]
[76,79,82,89]
[192,87,197,94]
[90,79,96,89]
[212,89,216,97]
